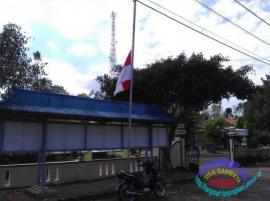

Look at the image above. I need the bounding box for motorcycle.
[116,160,166,201]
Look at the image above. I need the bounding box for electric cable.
[136,0,270,66]
[145,0,270,64]
[233,0,270,28]
[193,0,270,47]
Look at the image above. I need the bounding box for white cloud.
[67,43,97,57]
[47,40,60,52]
[45,59,88,94]
[222,97,241,111]
[1,0,270,108]
[44,58,109,95]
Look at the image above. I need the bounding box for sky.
[0,0,270,110]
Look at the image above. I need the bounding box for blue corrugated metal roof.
[0,89,176,124]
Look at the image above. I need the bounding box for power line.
[233,0,270,28]
[145,0,270,64]
[192,0,270,47]
[136,0,270,66]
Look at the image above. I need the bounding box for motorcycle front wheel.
[153,181,166,198]
[118,184,135,201]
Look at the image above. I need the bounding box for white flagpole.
[128,0,137,161]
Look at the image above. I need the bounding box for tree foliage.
[0,23,67,98]
[203,117,225,140]
[96,53,254,125]
[211,103,222,118]
[96,52,254,169]
[242,75,270,131]
[236,116,247,129]
[77,90,104,99]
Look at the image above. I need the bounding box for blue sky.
[1,0,270,110]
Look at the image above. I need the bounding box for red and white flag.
[114,51,132,96]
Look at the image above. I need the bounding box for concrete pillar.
[159,148,164,169]
[181,136,186,168]
[229,137,234,162]
[39,120,47,190]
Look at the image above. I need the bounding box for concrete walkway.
[0,169,195,201]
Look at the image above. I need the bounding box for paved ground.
[199,151,229,165]
[1,153,269,201]
[87,153,270,201]
[0,169,195,201]
[89,166,270,201]
[0,190,37,201]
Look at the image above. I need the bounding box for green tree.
[0,23,67,98]
[96,52,254,169]
[77,90,103,99]
[211,103,222,118]
[203,117,225,151]
[30,51,68,95]
[243,75,270,131]
[236,116,247,129]
[96,53,254,124]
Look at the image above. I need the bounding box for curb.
[58,191,116,201]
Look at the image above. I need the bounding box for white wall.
[0,158,147,189]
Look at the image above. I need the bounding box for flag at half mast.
[114,51,132,96]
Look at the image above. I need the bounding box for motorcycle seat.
[120,170,136,178]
